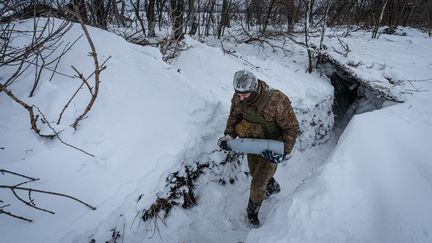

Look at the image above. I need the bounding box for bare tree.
[261,0,276,33]
[70,0,89,23]
[217,0,231,38]
[317,0,331,67]
[171,0,185,40]
[304,0,313,73]
[146,0,157,37]
[372,0,389,38]
[188,0,198,35]
[204,0,216,36]
[130,0,147,36]
[88,0,109,29]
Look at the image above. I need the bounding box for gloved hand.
[261,150,286,164]
[217,135,234,151]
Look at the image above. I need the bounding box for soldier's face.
[237,92,251,101]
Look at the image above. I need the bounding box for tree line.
[1,0,431,40]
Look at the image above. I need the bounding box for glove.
[217,135,234,151]
[261,150,286,164]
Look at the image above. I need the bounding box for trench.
[328,67,388,138]
[136,58,391,242]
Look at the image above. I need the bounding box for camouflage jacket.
[224,80,299,154]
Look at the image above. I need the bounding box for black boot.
[247,198,261,226]
[265,177,281,198]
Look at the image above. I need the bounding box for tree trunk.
[157,0,164,31]
[287,0,295,33]
[217,0,230,38]
[131,0,146,36]
[93,0,108,29]
[188,0,198,35]
[304,0,312,73]
[71,0,88,23]
[262,0,276,33]
[204,0,216,36]
[146,0,156,36]
[309,0,315,25]
[372,0,389,38]
[317,0,330,67]
[428,14,432,38]
[171,0,185,40]
[404,0,416,27]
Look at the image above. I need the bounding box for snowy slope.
[247,28,432,243]
[0,18,222,242]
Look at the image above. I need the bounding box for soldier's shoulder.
[269,89,290,103]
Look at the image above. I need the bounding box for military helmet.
[233,70,258,93]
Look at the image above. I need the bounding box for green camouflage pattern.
[224,80,299,154]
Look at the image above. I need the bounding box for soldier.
[218,70,299,226]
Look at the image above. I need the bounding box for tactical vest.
[235,87,282,139]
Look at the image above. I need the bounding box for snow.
[1,18,432,243]
[247,28,432,243]
[321,27,432,101]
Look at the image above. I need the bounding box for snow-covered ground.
[246,28,432,243]
[1,18,431,243]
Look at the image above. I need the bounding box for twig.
[0,83,55,138]
[0,185,96,210]
[0,169,38,181]
[122,216,126,243]
[403,78,432,82]
[20,58,76,79]
[336,35,350,55]
[10,187,55,214]
[0,209,33,222]
[70,65,93,95]
[49,35,83,81]
[57,56,110,125]
[34,106,95,157]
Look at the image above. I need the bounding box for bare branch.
[71,65,94,95]
[10,187,55,214]
[1,169,96,223]
[0,83,55,138]
[56,55,110,125]
[68,10,106,130]
[34,106,95,157]
[0,169,39,181]
[0,208,33,222]
[0,185,97,211]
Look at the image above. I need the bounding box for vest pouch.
[235,119,266,138]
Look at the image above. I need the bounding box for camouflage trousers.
[247,154,277,204]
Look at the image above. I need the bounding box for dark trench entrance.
[329,69,388,138]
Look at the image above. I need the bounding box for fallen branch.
[1,169,96,223]
[34,106,95,157]
[0,208,33,222]
[0,185,97,211]
[0,169,38,181]
[0,83,55,138]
